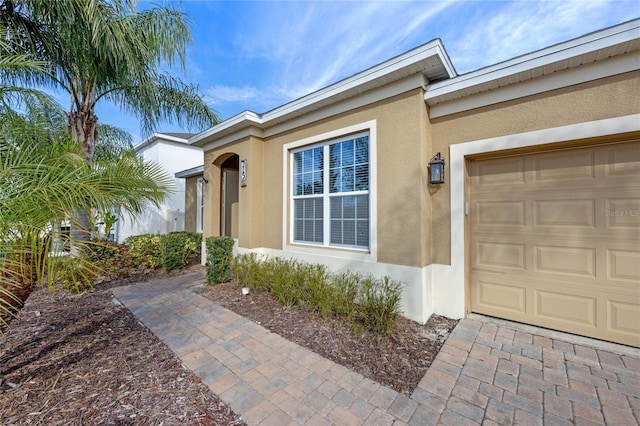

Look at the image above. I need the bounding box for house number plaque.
[240,159,247,187]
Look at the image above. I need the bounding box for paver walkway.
[111,272,640,425]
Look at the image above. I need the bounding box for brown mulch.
[0,267,245,426]
[1,265,458,424]
[198,281,458,395]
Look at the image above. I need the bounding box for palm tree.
[0,107,174,329]
[1,0,219,239]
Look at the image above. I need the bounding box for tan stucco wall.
[184,176,199,232]
[204,87,433,267]
[203,137,264,248]
[430,71,640,265]
[202,71,639,270]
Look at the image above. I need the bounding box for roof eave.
[425,19,640,106]
[190,39,455,147]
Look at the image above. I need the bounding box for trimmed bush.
[160,232,201,272]
[205,236,234,283]
[126,234,162,268]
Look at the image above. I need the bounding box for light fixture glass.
[429,152,445,184]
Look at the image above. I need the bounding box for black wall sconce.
[198,177,208,184]
[428,152,445,184]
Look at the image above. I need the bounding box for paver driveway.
[111,272,640,425]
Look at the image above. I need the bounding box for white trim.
[439,114,640,319]
[196,179,204,233]
[134,133,194,151]
[282,120,378,262]
[429,52,640,118]
[426,19,640,105]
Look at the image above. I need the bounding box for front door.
[221,169,239,238]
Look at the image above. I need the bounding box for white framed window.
[291,132,370,250]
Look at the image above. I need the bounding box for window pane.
[293,201,304,219]
[314,220,323,243]
[330,143,340,169]
[294,198,323,244]
[357,220,369,247]
[303,173,312,195]
[341,141,354,166]
[330,168,340,193]
[313,171,323,194]
[343,197,355,219]
[314,148,323,170]
[294,147,323,196]
[357,196,369,218]
[355,163,368,191]
[294,152,303,173]
[294,175,302,196]
[295,220,304,240]
[341,166,354,192]
[303,150,313,172]
[330,195,368,248]
[329,136,368,194]
[330,220,342,244]
[343,220,355,245]
[355,137,368,163]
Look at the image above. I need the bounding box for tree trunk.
[67,96,98,246]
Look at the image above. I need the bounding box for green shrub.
[126,234,162,268]
[328,271,359,317]
[353,275,403,335]
[85,239,132,278]
[161,232,202,272]
[205,236,234,283]
[57,256,96,293]
[266,257,303,307]
[299,263,333,316]
[229,255,404,336]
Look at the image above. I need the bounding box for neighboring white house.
[115,132,202,243]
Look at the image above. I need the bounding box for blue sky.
[94,0,638,142]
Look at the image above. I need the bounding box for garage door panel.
[608,249,640,282]
[470,141,640,347]
[473,278,527,316]
[475,157,526,186]
[534,245,596,278]
[475,201,526,226]
[606,143,640,177]
[605,197,640,229]
[608,300,640,338]
[534,289,597,328]
[475,241,526,271]
[534,199,596,228]
[534,149,595,181]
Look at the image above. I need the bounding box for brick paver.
[112,272,640,425]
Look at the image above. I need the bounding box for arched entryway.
[220,154,239,238]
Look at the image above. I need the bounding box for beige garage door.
[470,141,640,347]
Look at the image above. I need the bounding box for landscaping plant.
[205,236,234,284]
[230,255,404,335]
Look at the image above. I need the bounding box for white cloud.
[196,0,638,119]
[204,85,260,105]
[445,0,635,73]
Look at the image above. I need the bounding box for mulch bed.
[1,266,458,424]
[0,268,245,426]
[198,281,458,395]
